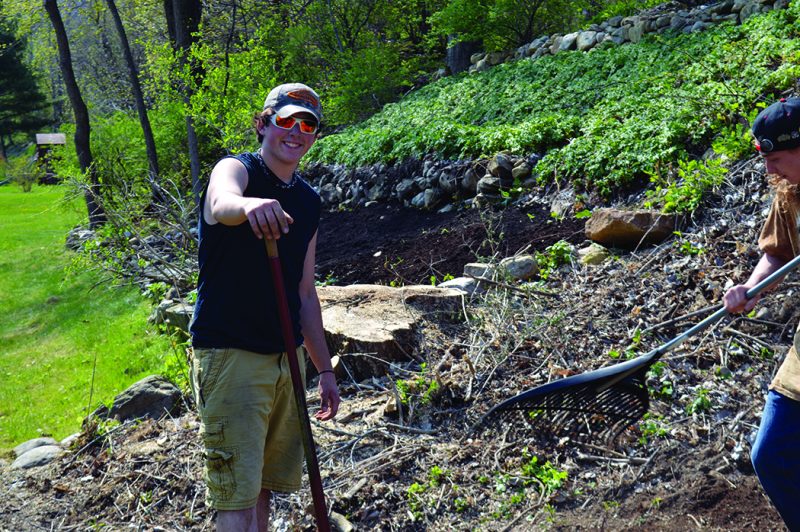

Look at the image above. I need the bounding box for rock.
[550,189,576,219]
[317,285,464,380]
[585,208,679,249]
[559,32,579,51]
[439,276,482,295]
[319,182,341,204]
[395,179,418,202]
[330,511,356,532]
[628,21,646,43]
[108,375,182,422]
[576,31,597,51]
[499,255,539,281]
[422,188,445,210]
[65,228,95,251]
[463,263,494,278]
[487,154,514,182]
[61,433,81,448]
[476,176,501,195]
[163,302,193,333]
[11,445,63,469]
[511,162,532,181]
[13,437,58,457]
[578,243,611,265]
[461,168,479,195]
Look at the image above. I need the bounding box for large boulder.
[108,375,182,422]
[585,208,679,249]
[317,285,464,380]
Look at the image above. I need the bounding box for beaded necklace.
[256,150,298,189]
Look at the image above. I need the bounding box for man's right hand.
[723,285,760,314]
[243,197,294,240]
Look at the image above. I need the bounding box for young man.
[723,97,800,531]
[189,83,340,531]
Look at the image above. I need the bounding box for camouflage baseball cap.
[263,83,322,121]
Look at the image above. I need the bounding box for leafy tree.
[432,0,663,51]
[164,0,203,202]
[0,15,50,160]
[104,0,161,204]
[44,0,105,226]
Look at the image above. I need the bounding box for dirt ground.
[316,201,586,286]
[0,169,792,530]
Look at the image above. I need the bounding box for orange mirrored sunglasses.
[270,114,319,135]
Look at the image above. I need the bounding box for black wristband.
[319,369,335,375]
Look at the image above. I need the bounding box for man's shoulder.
[296,174,321,201]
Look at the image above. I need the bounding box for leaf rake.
[473,253,800,445]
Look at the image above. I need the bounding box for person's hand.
[315,373,340,421]
[723,284,760,314]
[243,198,293,239]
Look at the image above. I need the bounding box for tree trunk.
[104,0,161,204]
[446,37,481,75]
[165,0,203,206]
[43,0,105,227]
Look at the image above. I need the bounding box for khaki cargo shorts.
[190,346,307,511]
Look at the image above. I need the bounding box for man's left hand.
[315,373,340,420]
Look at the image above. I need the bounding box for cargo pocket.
[192,348,228,408]
[200,417,226,446]
[205,447,237,502]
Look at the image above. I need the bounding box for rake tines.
[472,372,650,445]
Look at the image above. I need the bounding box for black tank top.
[190,152,321,354]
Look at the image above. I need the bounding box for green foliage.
[645,158,728,213]
[520,449,568,495]
[433,0,625,52]
[395,363,440,406]
[638,413,669,444]
[0,18,50,152]
[406,465,454,519]
[673,231,705,256]
[585,0,664,24]
[535,240,573,280]
[1,150,42,192]
[311,8,800,195]
[686,387,712,415]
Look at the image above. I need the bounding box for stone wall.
[306,0,791,213]
[469,0,789,73]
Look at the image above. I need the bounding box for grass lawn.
[0,184,173,451]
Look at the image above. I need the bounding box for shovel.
[473,252,800,444]
[265,239,331,532]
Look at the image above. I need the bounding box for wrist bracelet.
[319,369,335,375]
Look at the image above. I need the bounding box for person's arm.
[205,157,293,239]
[298,231,340,420]
[723,252,788,313]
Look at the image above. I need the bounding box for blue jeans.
[751,390,800,531]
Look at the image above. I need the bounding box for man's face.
[762,146,800,185]
[260,111,317,167]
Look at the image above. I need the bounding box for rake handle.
[655,252,800,357]
[265,238,330,532]
[600,252,800,391]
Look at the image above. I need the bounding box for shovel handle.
[265,238,330,532]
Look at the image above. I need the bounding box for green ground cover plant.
[308,6,800,195]
[0,185,171,451]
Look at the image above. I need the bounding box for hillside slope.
[309,1,799,197]
[0,155,790,530]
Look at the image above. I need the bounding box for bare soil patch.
[316,202,585,286]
